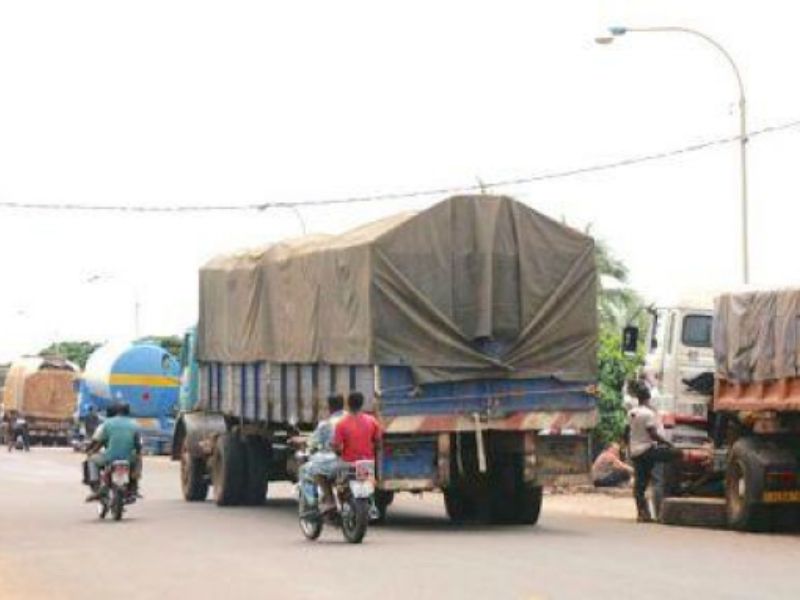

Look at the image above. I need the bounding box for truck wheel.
[726,439,767,531]
[515,485,543,525]
[445,486,486,523]
[211,433,246,506]
[242,438,269,506]
[180,438,209,502]
[373,490,394,524]
[444,488,469,522]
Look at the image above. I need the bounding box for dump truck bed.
[714,289,800,413]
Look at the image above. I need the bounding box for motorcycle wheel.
[111,489,125,521]
[97,498,108,520]
[341,497,369,544]
[298,489,323,541]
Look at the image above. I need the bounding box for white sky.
[2,1,799,362]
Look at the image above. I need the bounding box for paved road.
[1,449,798,600]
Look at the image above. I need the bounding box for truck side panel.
[196,361,376,427]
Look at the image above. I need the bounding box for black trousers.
[632,446,679,516]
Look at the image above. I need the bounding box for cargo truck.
[2,356,78,445]
[172,195,599,524]
[77,341,180,454]
[626,289,800,531]
[631,295,715,449]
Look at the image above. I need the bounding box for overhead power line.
[2,118,800,213]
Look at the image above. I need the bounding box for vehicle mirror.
[621,326,639,354]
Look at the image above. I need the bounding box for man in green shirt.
[85,402,142,501]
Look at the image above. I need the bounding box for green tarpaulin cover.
[197,195,597,384]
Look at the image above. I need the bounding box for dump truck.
[77,341,180,454]
[631,289,800,531]
[2,356,78,445]
[172,195,599,524]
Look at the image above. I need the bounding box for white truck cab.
[633,294,716,447]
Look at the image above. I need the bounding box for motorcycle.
[7,430,29,452]
[94,460,136,521]
[297,453,376,544]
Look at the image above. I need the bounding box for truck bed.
[715,377,800,412]
[196,361,596,431]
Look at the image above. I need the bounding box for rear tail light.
[766,470,798,490]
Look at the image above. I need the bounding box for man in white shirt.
[627,382,676,522]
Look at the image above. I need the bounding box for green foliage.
[38,341,99,369]
[593,238,645,446]
[137,335,183,359]
[596,328,641,445]
[595,238,647,331]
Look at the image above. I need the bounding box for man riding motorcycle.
[299,393,345,513]
[332,391,382,471]
[84,402,142,501]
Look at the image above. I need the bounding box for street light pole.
[85,274,141,339]
[596,26,750,284]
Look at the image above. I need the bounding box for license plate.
[762,490,800,503]
[112,472,130,486]
[349,480,374,498]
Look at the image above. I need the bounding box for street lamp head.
[608,26,628,36]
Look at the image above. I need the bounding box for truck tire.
[444,488,472,523]
[726,439,767,532]
[242,438,269,506]
[445,485,488,523]
[487,456,541,525]
[211,433,246,507]
[515,485,543,525]
[180,438,209,502]
[373,490,394,524]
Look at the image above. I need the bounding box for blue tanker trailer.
[77,341,180,454]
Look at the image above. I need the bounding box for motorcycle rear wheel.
[97,499,108,520]
[112,489,125,521]
[341,497,369,544]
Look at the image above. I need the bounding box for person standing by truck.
[627,382,676,522]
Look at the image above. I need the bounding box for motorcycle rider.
[8,414,30,451]
[300,394,345,513]
[84,402,142,502]
[333,391,382,465]
[84,405,101,439]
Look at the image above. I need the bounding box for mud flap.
[534,434,591,486]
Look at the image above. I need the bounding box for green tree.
[596,238,646,330]
[137,335,183,359]
[594,239,645,445]
[596,330,641,445]
[39,341,99,369]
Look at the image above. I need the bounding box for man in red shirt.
[333,391,382,463]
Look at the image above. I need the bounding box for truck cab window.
[682,315,712,348]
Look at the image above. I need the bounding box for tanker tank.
[77,341,180,454]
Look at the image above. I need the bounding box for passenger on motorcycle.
[84,402,142,502]
[333,391,382,464]
[8,415,31,451]
[299,394,345,513]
